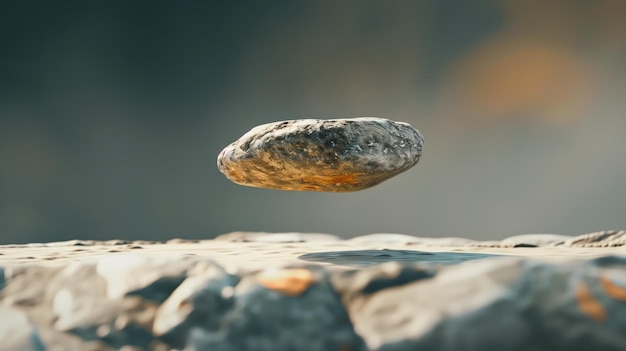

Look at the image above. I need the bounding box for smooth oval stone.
[217,117,424,191]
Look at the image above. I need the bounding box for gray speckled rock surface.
[370,256,626,351]
[217,118,424,192]
[187,266,365,351]
[152,262,239,348]
[2,233,626,350]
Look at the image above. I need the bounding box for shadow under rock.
[298,249,502,267]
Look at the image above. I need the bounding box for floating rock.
[217,118,424,192]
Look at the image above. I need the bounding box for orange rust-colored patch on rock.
[302,173,360,187]
[258,268,317,296]
[224,167,246,184]
[600,275,626,301]
[576,280,607,322]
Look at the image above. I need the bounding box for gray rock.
[556,230,626,247]
[188,266,365,351]
[36,327,116,351]
[331,261,437,301]
[0,262,128,351]
[0,255,224,350]
[5,243,626,351]
[153,263,239,349]
[96,254,201,302]
[49,261,117,331]
[214,231,340,243]
[217,118,424,192]
[44,260,156,349]
[0,265,63,314]
[341,256,626,351]
[500,233,573,247]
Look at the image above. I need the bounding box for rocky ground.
[2,230,626,350]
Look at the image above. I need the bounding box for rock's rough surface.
[188,266,365,351]
[556,230,626,247]
[358,257,626,351]
[152,261,239,349]
[217,118,424,191]
[4,252,626,350]
[2,233,626,350]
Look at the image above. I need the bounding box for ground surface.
[1,231,625,270]
[2,231,626,351]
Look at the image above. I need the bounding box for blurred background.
[1,0,625,244]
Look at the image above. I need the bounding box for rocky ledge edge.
[2,230,626,351]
